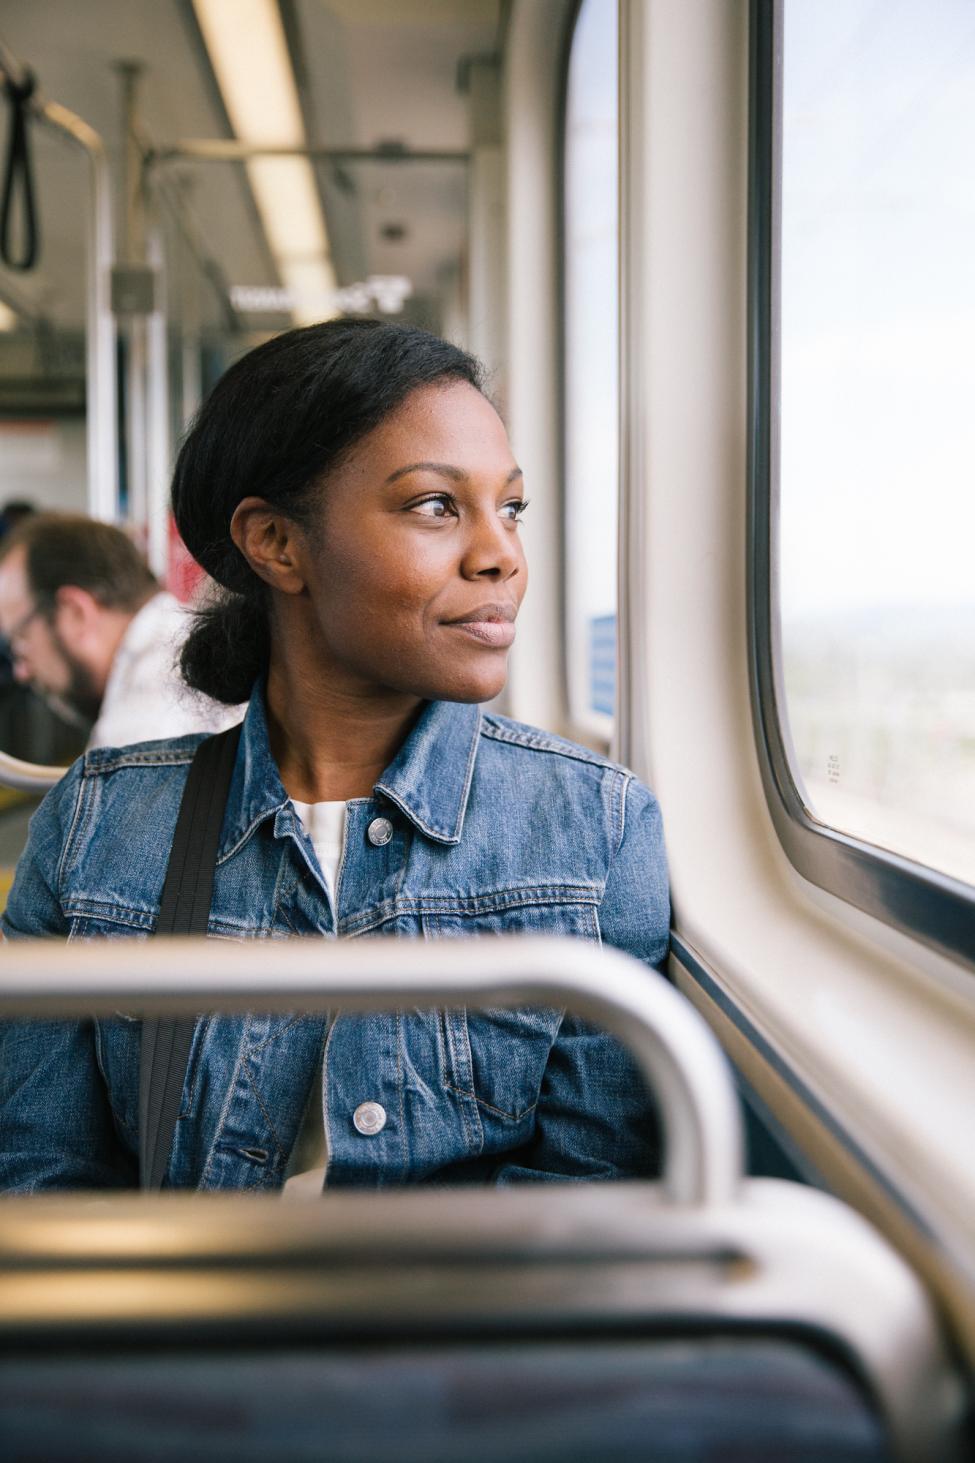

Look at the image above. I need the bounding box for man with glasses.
[0,514,242,750]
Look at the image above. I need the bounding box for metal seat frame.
[0,935,966,1460]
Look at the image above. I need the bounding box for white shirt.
[282,799,348,1198]
[88,592,245,750]
[289,798,347,908]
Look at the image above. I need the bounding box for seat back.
[0,934,967,1460]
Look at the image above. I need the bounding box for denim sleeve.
[0,1018,137,1191]
[598,775,671,972]
[492,776,669,1183]
[1,758,83,942]
[1,761,135,1191]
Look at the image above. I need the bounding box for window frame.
[559,0,617,751]
[747,0,975,973]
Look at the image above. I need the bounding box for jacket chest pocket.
[422,897,599,1123]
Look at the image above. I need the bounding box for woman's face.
[292,381,528,704]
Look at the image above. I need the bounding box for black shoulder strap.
[138,722,242,1189]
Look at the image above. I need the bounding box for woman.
[0,320,670,1192]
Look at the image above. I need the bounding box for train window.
[562,0,618,741]
[777,0,975,891]
[751,0,975,966]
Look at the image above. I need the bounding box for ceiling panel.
[0,0,500,337]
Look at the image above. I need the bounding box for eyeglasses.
[4,602,48,653]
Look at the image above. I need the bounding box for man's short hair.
[0,514,158,612]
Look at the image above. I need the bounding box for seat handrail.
[0,933,743,1207]
[0,748,68,791]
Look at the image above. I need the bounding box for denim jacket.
[0,692,670,1192]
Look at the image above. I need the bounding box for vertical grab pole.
[38,102,119,524]
[115,62,148,540]
[145,216,170,579]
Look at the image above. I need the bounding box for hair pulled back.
[172,318,484,704]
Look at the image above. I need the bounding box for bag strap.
[138,722,242,1189]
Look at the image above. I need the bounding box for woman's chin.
[427,665,509,705]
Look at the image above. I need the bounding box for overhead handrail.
[0,35,118,522]
[0,747,67,792]
[0,934,743,1208]
[147,141,469,167]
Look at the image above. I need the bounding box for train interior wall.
[0,0,973,1449]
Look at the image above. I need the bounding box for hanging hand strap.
[1,68,40,271]
[139,722,242,1189]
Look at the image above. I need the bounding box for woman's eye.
[500,498,529,522]
[410,495,455,519]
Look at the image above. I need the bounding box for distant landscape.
[781,605,975,887]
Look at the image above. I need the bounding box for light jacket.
[0,691,670,1192]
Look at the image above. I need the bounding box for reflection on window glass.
[564,0,618,732]
[779,0,975,887]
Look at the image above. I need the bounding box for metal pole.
[148,141,469,167]
[179,223,204,428]
[114,62,149,539]
[145,222,170,578]
[0,749,66,792]
[115,62,146,263]
[149,167,239,333]
[34,100,119,523]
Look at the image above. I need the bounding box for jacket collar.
[375,697,481,846]
[219,689,482,859]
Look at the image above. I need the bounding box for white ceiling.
[0,0,501,337]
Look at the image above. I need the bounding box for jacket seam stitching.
[440,1012,479,1152]
[321,1017,337,1187]
[339,886,602,936]
[396,1012,407,1175]
[200,1032,251,1187]
[614,770,631,857]
[180,1016,209,1114]
[64,899,155,931]
[243,1061,285,1161]
[441,1080,538,1122]
[452,705,481,838]
[57,768,88,907]
[247,1013,302,1055]
[83,748,199,775]
[480,718,617,769]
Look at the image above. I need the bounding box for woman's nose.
[461,511,523,581]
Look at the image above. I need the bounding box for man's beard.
[48,628,103,726]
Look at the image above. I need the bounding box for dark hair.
[0,499,35,539]
[0,513,157,610]
[172,319,485,705]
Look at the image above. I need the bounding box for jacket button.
[353,1101,387,1136]
[367,816,393,847]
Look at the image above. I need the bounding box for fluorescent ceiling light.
[0,301,17,332]
[248,156,329,262]
[192,0,303,145]
[192,0,337,322]
[279,258,339,327]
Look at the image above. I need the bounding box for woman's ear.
[229,498,307,595]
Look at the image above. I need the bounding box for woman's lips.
[445,619,516,648]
